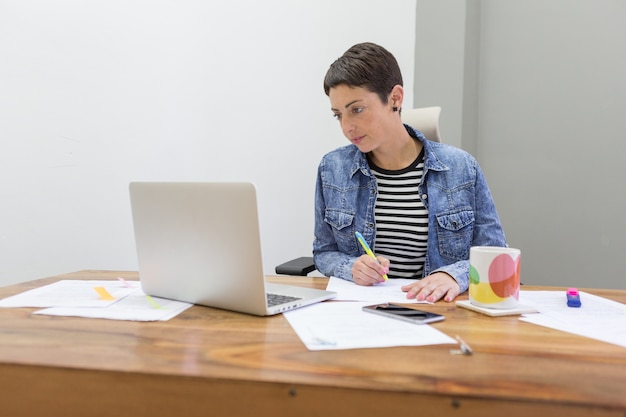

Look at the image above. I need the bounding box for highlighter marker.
[355,231,389,281]
[566,288,581,308]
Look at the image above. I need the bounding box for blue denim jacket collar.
[349,125,448,178]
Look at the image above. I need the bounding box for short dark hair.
[323,42,403,104]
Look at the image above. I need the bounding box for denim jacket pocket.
[436,209,475,260]
[324,208,355,249]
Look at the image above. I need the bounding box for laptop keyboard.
[266,293,302,307]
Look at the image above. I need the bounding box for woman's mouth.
[351,135,365,145]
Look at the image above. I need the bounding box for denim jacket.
[313,126,506,293]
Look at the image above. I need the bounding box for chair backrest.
[401,106,442,142]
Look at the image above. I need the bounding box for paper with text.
[519,291,626,348]
[0,280,137,308]
[326,276,430,303]
[0,280,192,321]
[283,301,456,350]
[34,291,192,321]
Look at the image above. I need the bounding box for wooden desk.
[0,270,625,417]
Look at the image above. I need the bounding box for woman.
[313,42,506,303]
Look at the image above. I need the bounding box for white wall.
[415,0,626,290]
[0,0,417,286]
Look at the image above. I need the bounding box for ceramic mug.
[469,246,521,309]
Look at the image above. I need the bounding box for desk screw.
[451,398,461,408]
[288,387,298,397]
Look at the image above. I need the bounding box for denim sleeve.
[312,162,356,281]
[433,261,470,292]
[436,162,506,293]
[471,162,507,249]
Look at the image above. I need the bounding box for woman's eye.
[332,106,363,120]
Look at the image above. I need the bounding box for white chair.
[401,106,441,142]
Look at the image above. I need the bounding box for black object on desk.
[275,256,316,276]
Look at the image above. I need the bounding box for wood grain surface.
[0,270,625,417]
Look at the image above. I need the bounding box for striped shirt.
[368,148,428,279]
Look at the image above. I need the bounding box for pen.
[355,231,388,281]
[450,335,473,356]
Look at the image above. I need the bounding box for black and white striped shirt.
[369,148,428,279]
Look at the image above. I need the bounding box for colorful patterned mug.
[469,246,521,309]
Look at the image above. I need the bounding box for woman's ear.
[389,84,404,111]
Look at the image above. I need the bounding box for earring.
[392,106,398,112]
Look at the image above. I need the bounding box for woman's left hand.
[401,272,460,303]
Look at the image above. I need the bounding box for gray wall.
[0,0,417,286]
[415,0,626,289]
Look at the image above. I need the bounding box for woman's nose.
[341,117,354,135]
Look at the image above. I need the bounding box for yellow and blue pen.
[355,231,388,281]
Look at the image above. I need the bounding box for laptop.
[128,182,336,316]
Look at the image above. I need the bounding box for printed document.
[283,301,456,350]
[519,291,626,348]
[326,276,431,303]
[0,280,191,321]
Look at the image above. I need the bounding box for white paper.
[326,276,431,303]
[519,291,626,348]
[0,280,138,308]
[283,301,456,350]
[33,291,192,321]
[0,280,192,321]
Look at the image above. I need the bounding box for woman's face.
[328,84,397,153]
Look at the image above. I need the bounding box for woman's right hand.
[351,254,390,286]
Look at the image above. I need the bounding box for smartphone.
[362,303,445,324]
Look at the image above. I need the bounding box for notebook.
[129,182,336,316]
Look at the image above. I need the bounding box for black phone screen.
[362,303,445,324]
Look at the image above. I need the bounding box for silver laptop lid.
[129,182,270,315]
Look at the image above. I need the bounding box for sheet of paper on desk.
[0,280,138,308]
[519,291,626,348]
[0,279,192,321]
[326,276,431,303]
[283,301,456,350]
[33,292,192,321]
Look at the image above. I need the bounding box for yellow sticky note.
[94,286,116,300]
